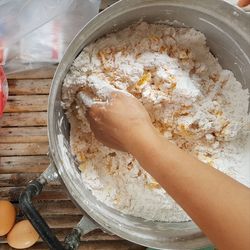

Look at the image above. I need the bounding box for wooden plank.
[6,66,56,80]
[100,0,118,10]
[4,95,48,113]
[0,173,60,187]
[0,127,48,143]
[81,229,120,241]
[10,200,79,217]
[0,187,25,201]
[2,215,82,229]
[0,173,40,187]
[43,215,82,228]
[35,189,70,201]
[0,229,120,243]
[34,200,81,216]
[0,241,145,250]
[0,112,47,127]
[72,241,145,250]
[0,186,69,202]
[8,79,51,95]
[10,200,79,216]
[0,142,48,156]
[0,156,49,173]
[70,229,119,241]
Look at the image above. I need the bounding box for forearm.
[87,91,250,249]
[131,130,250,250]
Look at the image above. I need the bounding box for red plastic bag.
[0,66,8,117]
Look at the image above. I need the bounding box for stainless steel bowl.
[41,0,250,249]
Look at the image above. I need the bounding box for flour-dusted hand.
[87,92,156,152]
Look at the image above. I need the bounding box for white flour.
[62,22,250,222]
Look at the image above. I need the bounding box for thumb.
[77,92,95,108]
[87,101,107,121]
[77,91,106,109]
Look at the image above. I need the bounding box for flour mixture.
[62,22,250,222]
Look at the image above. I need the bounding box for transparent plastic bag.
[1,0,100,74]
[0,0,74,65]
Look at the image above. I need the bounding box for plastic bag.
[1,0,100,74]
[0,66,8,117]
[0,0,74,47]
[0,0,74,65]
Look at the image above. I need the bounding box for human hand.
[238,0,250,7]
[87,92,156,153]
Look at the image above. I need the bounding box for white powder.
[62,22,250,222]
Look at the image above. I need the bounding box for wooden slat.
[0,173,60,187]
[0,156,49,173]
[68,241,145,250]
[0,229,120,243]
[0,186,69,202]
[0,173,40,187]
[0,187,25,201]
[34,189,70,201]
[43,215,82,228]
[0,127,48,143]
[34,200,81,216]
[9,200,80,216]
[0,241,145,250]
[0,112,47,127]
[8,79,51,95]
[100,0,118,10]
[4,95,48,113]
[10,215,82,229]
[0,142,48,156]
[81,230,120,241]
[6,66,56,80]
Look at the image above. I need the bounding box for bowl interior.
[49,0,250,249]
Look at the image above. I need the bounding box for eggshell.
[7,220,39,249]
[0,200,16,236]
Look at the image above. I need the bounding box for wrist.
[127,125,161,158]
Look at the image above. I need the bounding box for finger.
[88,77,117,99]
[108,91,132,104]
[238,0,250,7]
[87,103,108,123]
[77,92,95,108]
[110,92,119,98]
[77,92,107,109]
[90,102,105,111]
[106,92,119,104]
[88,116,102,132]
